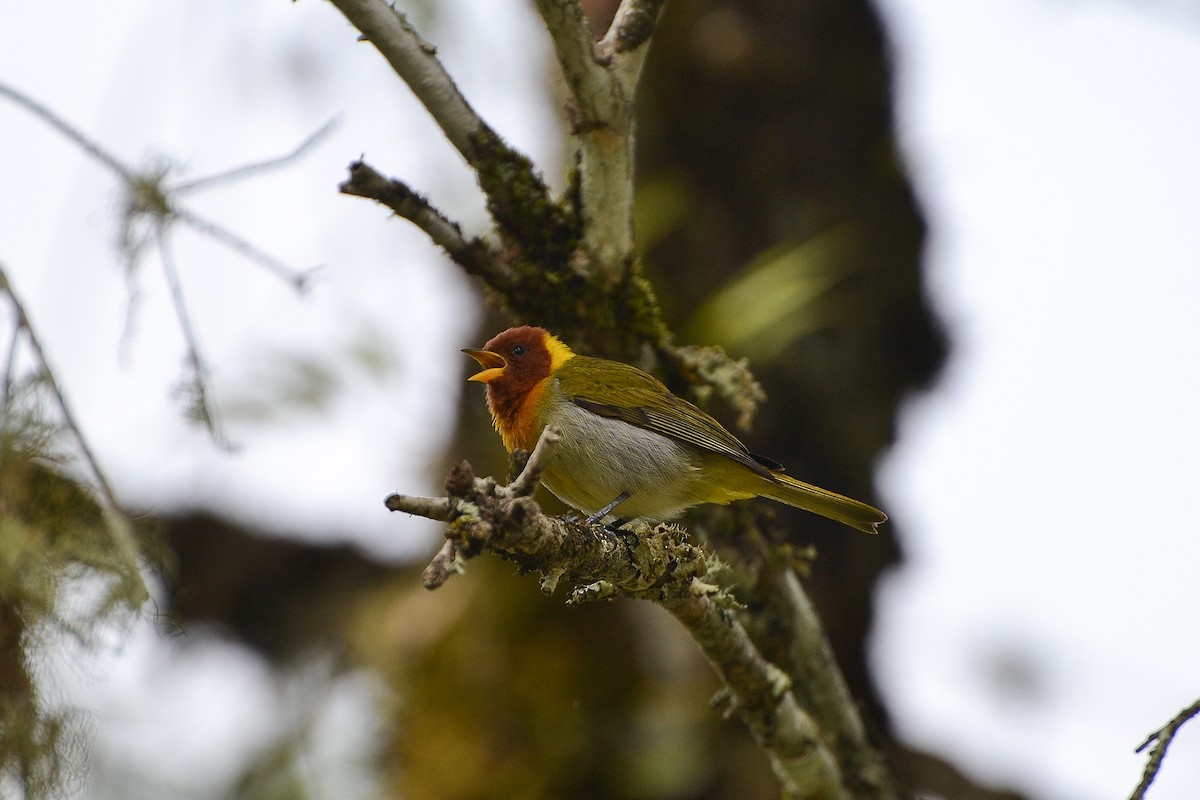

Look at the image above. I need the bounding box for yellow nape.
[543,332,576,372]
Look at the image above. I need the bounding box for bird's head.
[462,325,575,397]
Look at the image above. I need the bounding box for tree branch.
[0,262,147,604]
[596,0,668,65]
[328,0,578,282]
[534,0,615,122]
[326,0,486,160]
[338,159,513,290]
[172,117,338,194]
[171,208,315,291]
[0,81,135,183]
[762,565,899,797]
[1131,697,1200,800]
[661,588,844,798]
[155,223,229,450]
[386,425,851,799]
[531,0,668,274]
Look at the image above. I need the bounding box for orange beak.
[462,348,507,383]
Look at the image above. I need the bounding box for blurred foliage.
[686,226,868,361]
[221,321,400,428]
[633,0,946,730]
[162,513,395,663]
[0,395,142,799]
[354,559,780,800]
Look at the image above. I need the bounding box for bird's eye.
[512,345,526,357]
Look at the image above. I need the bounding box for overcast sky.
[874,0,1200,796]
[2,1,1199,798]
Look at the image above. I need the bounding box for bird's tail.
[761,473,886,534]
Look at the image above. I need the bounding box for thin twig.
[0,81,136,182]
[1,310,21,422]
[327,0,566,262]
[0,264,119,511]
[421,539,462,589]
[0,261,146,600]
[1131,697,1200,800]
[173,208,316,290]
[155,224,229,450]
[501,425,561,497]
[173,117,339,194]
[3,80,314,292]
[383,494,453,521]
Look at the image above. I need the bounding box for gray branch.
[386,425,850,799]
[326,0,487,160]
[338,160,514,290]
[1131,697,1200,800]
[532,0,666,274]
[763,566,900,796]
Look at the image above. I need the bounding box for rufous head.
[462,325,574,393]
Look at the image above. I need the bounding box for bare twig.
[172,208,316,290]
[155,224,229,450]
[1131,698,1200,800]
[0,261,147,602]
[420,539,463,589]
[339,160,511,288]
[502,423,561,497]
[1,79,316,290]
[172,117,339,194]
[1,311,21,420]
[384,494,453,521]
[0,80,136,182]
[327,0,571,270]
[2,80,322,445]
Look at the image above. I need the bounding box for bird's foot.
[598,518,639,549]
[604,517,630,533]
[585,491,631,526]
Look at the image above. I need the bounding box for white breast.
[538,382,703,520]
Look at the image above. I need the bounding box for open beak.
[462,348,507,383]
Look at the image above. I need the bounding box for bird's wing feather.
[560,357,775,479]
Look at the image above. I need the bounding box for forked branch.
[386,426,848,799]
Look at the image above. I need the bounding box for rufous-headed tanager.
[463,326,886,534]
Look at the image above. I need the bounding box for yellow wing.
[557,356,776,478]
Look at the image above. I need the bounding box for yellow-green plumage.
[466,326,886,534]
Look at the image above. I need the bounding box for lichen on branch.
[385,425,849,799]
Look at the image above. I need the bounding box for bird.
[462,325,886,534]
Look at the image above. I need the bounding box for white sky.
[2,0,1198,798]
[874,0,1200,797]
